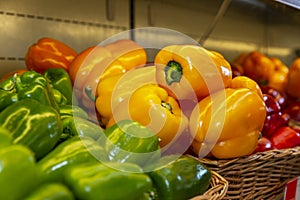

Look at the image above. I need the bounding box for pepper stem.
[85,86,96,102]
[164,60,183,85]
[161,101,173,114]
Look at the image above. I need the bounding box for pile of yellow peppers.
[26,37,268,159]
[73,40,266,160]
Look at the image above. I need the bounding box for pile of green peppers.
[0,68,212,200]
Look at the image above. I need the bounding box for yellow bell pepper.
[268,58,289,92]
[189,79,266,159]
[95,66,157,127]
[154,45,232,101]
[285,58,300,99]
[106,83,188,147]
[230,75,263,99]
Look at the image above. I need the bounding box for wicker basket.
[198,146,300,200]
[192,170,229,200]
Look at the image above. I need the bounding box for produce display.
[0,37,299,199]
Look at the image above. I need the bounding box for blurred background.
[0,0,299,76]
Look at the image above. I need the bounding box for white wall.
[0,0,299,77]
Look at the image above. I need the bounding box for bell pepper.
[37,135,107,183]
[43,68,74,105]
[96,66,156,127]
[268,57,289,92]
[0,144,39,200]
[147,155,211,200]
[61,116,104,142]
[190,85,266,159]
[238,51,276,85]
[0,70,59,112]
[0,69,27,83]
[58,104,103,142]
[154,45,232,101]
[68,39,147,112]
[230,75,263,99]
[285,58,300,99]
[0,99,62,159]
[64,162,152,200]
[98,119,160,167]
[0,127,13,148]
[106,83,188,147]
[25,37,77,73]
[25,183,75,200]
[270,126,300,149]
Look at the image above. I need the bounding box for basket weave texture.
[198,146,300,200]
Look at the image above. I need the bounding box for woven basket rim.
[199,146,300,167]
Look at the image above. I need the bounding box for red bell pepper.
[270,126,300,149]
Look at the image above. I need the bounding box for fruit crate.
[198,146,300,199]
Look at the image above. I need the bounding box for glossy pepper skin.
[58,104,102,142]
[37,136,107,183]
[285,58,300,99]
[0,127,13,148]
[25,183,75,200]
[43,68,74,105]
[190,82,266,159]
[99,119,160,166]
[25,37,77,73]
[64,162,152,200]
[96,66,156,127]
[0,70,59,112]
[154,45,232,101]
[147,155,211,200]
[0,99,62,159]
[0,145,39,200]
[68,39,147,112]
[270,126,300,149]
[107,84,188,147]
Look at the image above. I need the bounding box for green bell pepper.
[0,70,59,111]
[37,136,107,183]
[0,127,13,148]
[0,99,62,159]
[43,68,74,105]
[58,104,103,142]
[98,119,160,167]
[64,162,152,200]
[59,104,88,120]
[25,183,75,200]
[0,144,39,200]
[148,155,212,200]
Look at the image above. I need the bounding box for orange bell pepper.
[154,45,232,101]
[239,51,275,84]
[25,37,77,73]
[68,39,147,112]
[189,76,266,159]
[106,83,188,147]
[285,58,300,99]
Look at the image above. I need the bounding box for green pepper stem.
[164,60,183,85]
[85,86,96,102]
[161,101,173,114]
